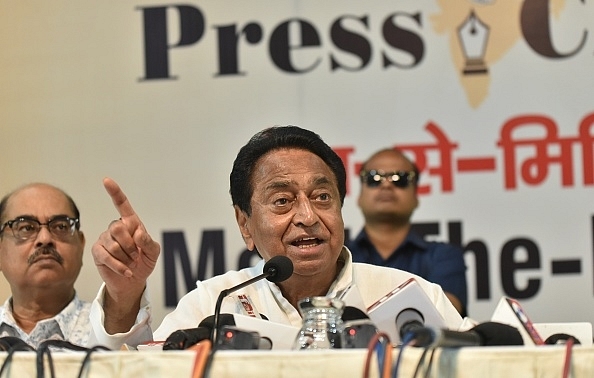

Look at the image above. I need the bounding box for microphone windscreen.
[396,308,425,338]
[342,306,370,322]
[163,327,211,350]
[263,256,293,283]
[471,321,524,346]
[258,336,273,350]
[545,333,580,345]
[342,307,378,348]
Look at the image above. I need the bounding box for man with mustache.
[0,183,89,348]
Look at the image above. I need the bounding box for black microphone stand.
[211,268,277,346]
[203,256,292,378]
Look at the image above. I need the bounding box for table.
[1,345,592,377]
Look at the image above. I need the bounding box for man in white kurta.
[90,248,461,349]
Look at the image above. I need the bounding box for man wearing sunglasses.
[0,183,91,347]
[347,148,468,316]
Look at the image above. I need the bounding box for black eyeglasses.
[360,170,418,188]
[0,216,80,241]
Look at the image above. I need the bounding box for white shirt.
[90,248,462,349]
[0,294,92,349]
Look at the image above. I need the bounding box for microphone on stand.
[163,314,237,350]
[163,327,211,350]
[164,313,271,350]
[342,306,378,348]
[216,326,273,350]
[407,321,524,348]
[201,256,293,377]
[393,305,524,348]
[211,255,293,345]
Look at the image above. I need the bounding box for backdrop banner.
[1,0,593,327]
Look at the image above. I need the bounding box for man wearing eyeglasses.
[0,183,90,348]
[347,148,468,316]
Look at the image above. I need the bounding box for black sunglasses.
[360,170,418,188]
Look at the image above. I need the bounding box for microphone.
[342,306,378,348]
[407,322,524,348]
[163,327,211,350]
[342,306,370,322]
[164,313,270,350]
[217,326,273,350]
[472,322,525,346]
[164,314,234,350]
[211,256,293,344]
[395,308,425,339]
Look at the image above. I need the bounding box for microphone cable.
[391,332,415,378]
[411,345,429,378]
[363,332,391,378]
[76,345,112,378]
[0,337,35,377]
[562,336,576,378]
[34,339,110,378]
[413,347,436,378]
[188,339,212,378]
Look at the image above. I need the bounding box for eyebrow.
[10,214,73,221]
[313,176,333,186]
[265,180,292,191]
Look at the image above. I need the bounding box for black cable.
[422,348,437,378]
[35,340,110,378]
[35,342,51,378]
[76,345,110,378]
[0,338,35,377]
[411,347,430,378]
[0,348,21,377]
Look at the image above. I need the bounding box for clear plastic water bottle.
[293,296,345,350]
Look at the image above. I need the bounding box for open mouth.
[292,237,322,248]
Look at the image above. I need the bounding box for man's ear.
[77,231,86,262]
[234,206,255,251]
[79,231,86,247]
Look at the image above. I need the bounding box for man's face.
[357,150,419,224]
[0,184,85,293]
[235,148,344,279]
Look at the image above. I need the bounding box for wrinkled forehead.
[255,148,335,178]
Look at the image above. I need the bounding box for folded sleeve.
[88,283,153,350]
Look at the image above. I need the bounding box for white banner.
[1,0,593,327]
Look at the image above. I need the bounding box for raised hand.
[92,177,160,333]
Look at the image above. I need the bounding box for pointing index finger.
[102,177,140,227]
